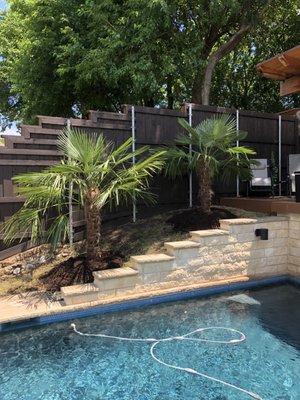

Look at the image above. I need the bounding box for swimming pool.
[0,284,299,399]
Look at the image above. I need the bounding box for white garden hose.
[70,323,262,400]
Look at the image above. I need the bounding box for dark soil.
[39,251,124,291]
[167,207,236,232]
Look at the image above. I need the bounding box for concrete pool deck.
[0,273,293,327]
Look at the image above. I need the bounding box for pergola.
[256,45,300,97]
[252,46,300,196]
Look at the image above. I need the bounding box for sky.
[0,1,6,11]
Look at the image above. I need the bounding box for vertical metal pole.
[236,109,240,197]
[188,104,193,208]
[67,118,74,246]
[132,106,137,222]
[278,115,282,196]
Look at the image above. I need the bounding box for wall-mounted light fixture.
[255,228,268,240]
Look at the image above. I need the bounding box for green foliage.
[2,129,165,247]
[211,0,300,112]
[0,0,298,127]
[165,115,256,182]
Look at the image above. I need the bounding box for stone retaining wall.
[287,214,300,277]
[61,216,295,306]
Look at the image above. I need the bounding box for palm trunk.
[196,160,212,213]
[84,188,101,262]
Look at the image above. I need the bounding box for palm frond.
[46,214,69,248]
[58,128,111,167]
[95,149,165,208]
[4,128,165,248]
[1,208,44,245]
[165,115,255,181]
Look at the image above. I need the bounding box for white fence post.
[67,118,74,246]
[236,109,240,197]
[132,106,137,222]
[188,103,193,208]
[278,115,282,196]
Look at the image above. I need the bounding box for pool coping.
[1,273,299,333]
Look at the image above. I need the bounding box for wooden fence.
[0,103,298,259]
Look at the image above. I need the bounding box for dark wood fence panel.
[192,105,297,195]
[0,104,298,259]
[133,106,186,145]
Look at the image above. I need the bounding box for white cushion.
[251,177,271,187]
[289,155,300,193]
[252,159,268,170]
[289,154,300,176]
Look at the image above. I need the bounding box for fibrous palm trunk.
[84,187,101,263]
[197,160,212,213]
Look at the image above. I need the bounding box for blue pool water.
[0,284,299,400]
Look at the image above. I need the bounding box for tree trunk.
[191,23,251,106]
[84,187,101,262]
[196,159,212,213]
[191,71,204,105]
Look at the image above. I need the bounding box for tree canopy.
[0,0,298,128]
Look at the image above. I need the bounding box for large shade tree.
[165,116,255,213]
[2,129,165,265]
[211,0,300,112]
[0,0,298,129]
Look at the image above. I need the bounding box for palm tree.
[2,129,165,265]
[165,115,255,213]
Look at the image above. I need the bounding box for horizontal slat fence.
[0,104,297,259]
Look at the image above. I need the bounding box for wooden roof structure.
[256,45,300,96]
[279,108,300,117]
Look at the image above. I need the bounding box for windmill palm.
[165,115,255,213]
[2,129,165,265]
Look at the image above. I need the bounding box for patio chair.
[288,154,300,194]
[247,158,272,196]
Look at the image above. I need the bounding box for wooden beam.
[280,76,300,96]
[257,65,286,80]
[257,45,300,78]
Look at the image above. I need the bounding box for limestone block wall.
[287,214,300,276]
[61,216,292,306]
[130,217,289,291]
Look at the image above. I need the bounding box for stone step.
[130,253,175,274]
[61,283,100,305]
[190,229,230,246]
[93,267,139,291]
[165,240,199,252]
[165,240,200,266]
[220,218,257,234]
[93,267,138,280]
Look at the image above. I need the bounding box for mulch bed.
[167,207,236,232]
[39,251,124,292]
